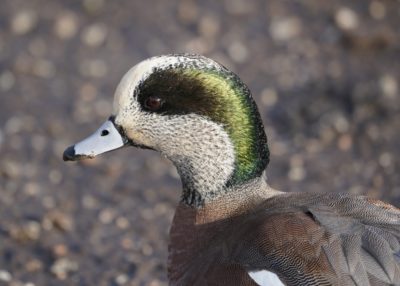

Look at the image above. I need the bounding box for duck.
[63,54,400,286]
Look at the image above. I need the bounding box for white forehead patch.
[113,54,223,113]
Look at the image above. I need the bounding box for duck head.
[63,54,269,206]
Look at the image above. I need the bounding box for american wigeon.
[64,54,400,285]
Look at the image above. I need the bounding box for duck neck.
[160,113,270,208]
[169,139,269,208]
[176,162,270,208]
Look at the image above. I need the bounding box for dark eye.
[144,96,163,111]
[101,130,109,136]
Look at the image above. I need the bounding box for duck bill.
[63,119,127,161]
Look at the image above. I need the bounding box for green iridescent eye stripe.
[182,69,268,184]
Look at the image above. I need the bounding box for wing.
[229,193,400,286]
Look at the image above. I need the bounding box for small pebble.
[83,0,105,14]
[116,217,130,229]
[270,17,301,41]
[0,71,16,91]
[335,7,359,30]
[31,135,46,152]
[115,274,129,285]
[141,244,153,256]
[260,88,278,107]
[82,195,98,209]
[338,134,353,151]
[99,208,116,224]
[80,59,108,78]
[26,259,43,272]
[53,244,68,257]
[54,11,78,40]
[24,182,41,196]
[379,74,398,98]
[379,152,392,168]
[0,270,12,282]
[94,99,112,117]
[32,59,56,78]
[5,116,23,134]
[11,10,37,35]
[121,238,135,250]
[198,15,220,39]
[332,114,350,133]
[42,196,56,209]
[49,169,63,185]
[227,41,248,63]
[80,83,98,102]
[51,258,78,280]
[81,23,107,47]
[10,221,41,242]
[185,37,209,54]
[288,155,306,181]
[224,0,254,15]
[369,1,386,20]
[177,1,199,23]
[47,211,74,232]
[28,38,47,57]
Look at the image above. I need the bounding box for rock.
[25,259,43,272]
[227,41,248,63]
[224,0,255,15]
[198,15,220,39]
[0,71,15,91]
[288,155,306,181]
[32,59,56,78]
[369,1,386,20]
[79,59,108,78]
[0,270,12,282]
[11,10,37,35]
[94,99,112,117]
[379,152,392,168]
[83,0,105,14]
[52,244,69,257]
[54,11,79,40]
[116,216,130,229]
[9,221,41,242]
[177,1,199,23]
[115,274,129,285]
[44,211,74,232]
[51,258,78,280]
[260,88,278,107]
[270,17,302,41]
[48,169,63,185]
[335,7,359,31]
[337,134,353,151]
[380,74,398,98]
[98,208,116,224]
[81,23,107,47]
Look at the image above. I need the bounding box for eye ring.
[144,96,163,111]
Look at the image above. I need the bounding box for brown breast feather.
[168,192,400,286]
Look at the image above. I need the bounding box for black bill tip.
[63,145,76,161]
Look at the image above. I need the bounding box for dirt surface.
[0,0,399,285]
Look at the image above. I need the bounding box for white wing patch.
[248,270,285,286]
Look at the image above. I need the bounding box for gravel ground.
[0,0,399,285]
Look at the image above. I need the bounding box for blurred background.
[0,0,399,285]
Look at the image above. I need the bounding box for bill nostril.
[101,130,109,136]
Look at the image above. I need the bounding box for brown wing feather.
[229,193,400,286]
